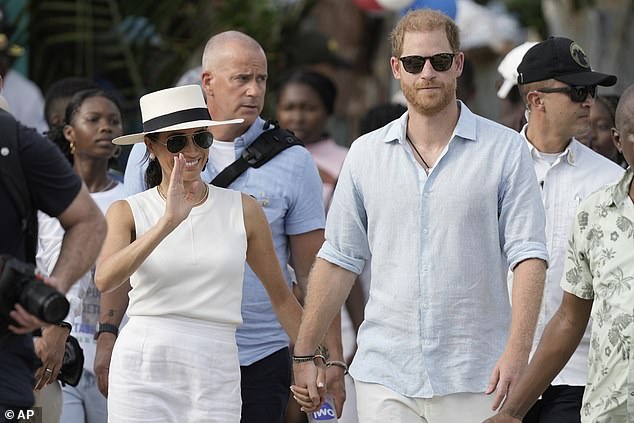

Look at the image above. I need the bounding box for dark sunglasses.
[158,131,214,153]
[536,85,597,103]
[399,53,455,73]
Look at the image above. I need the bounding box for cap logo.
[569,42,590,69]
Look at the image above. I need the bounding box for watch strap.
[94,323,119,340]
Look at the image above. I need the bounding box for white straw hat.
[113,85,243,145]
[496,42,538,99]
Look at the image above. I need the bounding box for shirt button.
[423,265,430,272]
[423,303,429,310]
[423,228,428,234]
[424,192,430,198]
[630,391,634,397]
[426,340,431,346]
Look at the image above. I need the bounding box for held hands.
[162,154,202,227]
[290,360,327,413]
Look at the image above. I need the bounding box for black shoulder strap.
[211,120,304,188]
[0,111,38,263]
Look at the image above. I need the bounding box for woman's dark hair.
[64,88,121,125]
[144,133,162,188]
[275,68,337,115]
[46,89,122,165]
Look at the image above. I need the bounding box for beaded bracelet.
[326,360,349,375]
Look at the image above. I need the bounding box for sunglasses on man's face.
[399,53,456,74]
[158,131,214,154]
[536,85,597,103]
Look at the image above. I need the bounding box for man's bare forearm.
[507,258,547,355]
[295,259,356,356]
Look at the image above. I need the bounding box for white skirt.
[108,315,241,423]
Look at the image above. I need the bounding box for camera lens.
[20,280,69,323]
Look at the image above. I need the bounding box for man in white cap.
[506,36,624,423]
[495,41,537,131]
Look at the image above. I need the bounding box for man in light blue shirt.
[95,31,345,423]
[291,9,548,423]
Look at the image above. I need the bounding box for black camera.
[0,255,70,334]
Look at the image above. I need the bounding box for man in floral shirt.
[484,84,634,423]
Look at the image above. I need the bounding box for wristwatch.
[93,322,119,340]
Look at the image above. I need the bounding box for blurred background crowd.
[1,0,632,172]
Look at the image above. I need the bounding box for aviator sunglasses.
[157,130,214,153]
[536,85,597,103]
[399,53,456,74]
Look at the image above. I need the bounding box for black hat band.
[143,107,211,133]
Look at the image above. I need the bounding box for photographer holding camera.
[0,105,106,417]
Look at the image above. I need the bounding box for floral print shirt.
[561,167,634,422]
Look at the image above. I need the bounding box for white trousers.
[108,315,240,423]
[355,380,496,423]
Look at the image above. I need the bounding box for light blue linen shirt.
[320,103,548,397]
[123,117,325,365]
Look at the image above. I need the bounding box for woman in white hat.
[94,85,304,422]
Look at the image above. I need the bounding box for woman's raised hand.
[163,153,202,226]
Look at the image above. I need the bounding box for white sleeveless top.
[125,185,246,326]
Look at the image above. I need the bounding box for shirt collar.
[609,166,634,207]
[384,100,477,144]
[520,125,578,166]
[235,116,267,148]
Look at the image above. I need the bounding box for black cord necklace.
[407,137,431,171]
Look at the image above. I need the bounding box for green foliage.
[19,0,316,126]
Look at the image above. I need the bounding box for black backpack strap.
[211,121,304,188]
[0,111,38,263]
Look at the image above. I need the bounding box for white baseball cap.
[496,41,538,99]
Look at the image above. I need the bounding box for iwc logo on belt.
[570,42,590,69]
